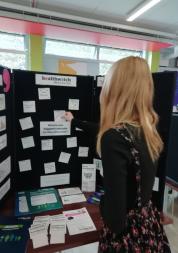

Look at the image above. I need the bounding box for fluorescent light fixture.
[127,0,162,22]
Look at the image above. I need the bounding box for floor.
[165,217,178,253]
[164,189,178,253]
[56,189,178,253]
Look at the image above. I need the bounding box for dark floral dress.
[99,126,171,253]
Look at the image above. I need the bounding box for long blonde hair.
[97,56,163,161]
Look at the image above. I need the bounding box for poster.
[40,122,70,136]
[35,74,76,87]
[0,156,11,184]
[0,116,6,132]
[58,60,87,75]
[0,94,5,111]
[0,134,7,151]
[173,73,178,113]
[82,164,96,192]
[40,174,70,187]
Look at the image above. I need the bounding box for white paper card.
[0,94,5,111]
[41,173,70,187]
[19,116,34,130]
[18,159,32,172]
[0,156,11,183]
[75,127,83,131]
[58,152,71,164]
[41,139,53,151]
[21,136,35,149]
[0,75,2,86]
[38,88,51,100]
[0,178,10,200]
[31,193,57,206]
[63,207,96,235]
[50,232,65,244]
[54,110,65,123]
[58,187,82,197]
[0,116,6,132]
[61,194,86,205]
[0,156,11,184]
[153,177,159,192]
[78,147,89,157]
[82,181,96,193]
[32,235,49,248]
[44,162,56,174]
[0,134,7,151]
[66,137,77,148]
[82,164,96,192]
[82,164,96,181]
[97,76,105,87]
[93,158,103,177]
[50,214,66,223]
[40,122,70,136]
[19,196,29,212]
[34,215,50,222]
[23,101,36,113]
[35,74,77,87]
[68,99,79,110]
[30,227,47,238]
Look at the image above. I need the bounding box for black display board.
[166,115,178,186]
[13,70,94,191]
[0,66,12,205]
[93,76,104,123]
[151,72,176,210]
[165,72,178,186]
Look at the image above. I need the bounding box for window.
[45,39,97,60]
[45,38,143,75]
[99,47,141,62]
[99,63,112,75]
[99,47,142,75]
[0,32,26,70]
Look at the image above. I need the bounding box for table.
[0,193,103,253]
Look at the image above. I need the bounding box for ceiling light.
[127,0,162,22]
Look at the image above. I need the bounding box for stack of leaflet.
[50,214,66,244]
[0,216,31,253]
[29,214,67,249]
[29,215,49,248]
[15,188,62,216]
[63,207,96,235]
[58,187,86,205]
[87,189,104,204]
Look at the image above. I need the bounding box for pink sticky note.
[3,69,11,93]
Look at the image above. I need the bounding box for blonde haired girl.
[98,56,170,252]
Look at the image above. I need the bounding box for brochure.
[15,188,62,216]
[0,216,31,253]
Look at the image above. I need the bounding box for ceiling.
[0,0,177,51]
[0,0,177,35]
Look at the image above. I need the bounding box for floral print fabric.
[99,126,171,253]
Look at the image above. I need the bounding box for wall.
[159,46,178,71]
[43,54,99,76]
[151,52,160,73]
[27,34,162,75]
[28,35,43,71]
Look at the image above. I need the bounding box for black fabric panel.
[166,115,178,186]
[13,70,94,191]
[0,66,13,206]
[93,77,102,123]
[152,71,176,210]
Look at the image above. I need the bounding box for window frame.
[0,32,27,70]
[44,38,143,75]
[45,38,98,60]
